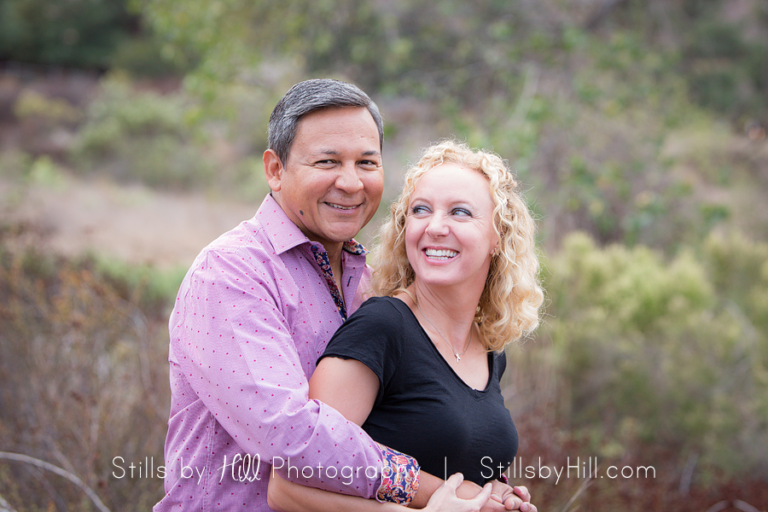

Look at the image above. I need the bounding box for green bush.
[0,0,134,68]
[540,232,768,477]
[72,75,214,190]
[0,0,187,75]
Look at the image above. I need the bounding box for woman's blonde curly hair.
[369,140,543,352]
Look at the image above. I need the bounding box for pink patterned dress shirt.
[154,194,419,511]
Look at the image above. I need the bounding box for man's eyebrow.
[312,149,381,157]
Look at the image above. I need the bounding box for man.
[154,79,525,512]
[154,78,422,512]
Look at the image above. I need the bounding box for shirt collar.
[258,194,368,256]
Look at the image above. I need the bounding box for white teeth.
[425,249,457,259]
[327,203,356,210]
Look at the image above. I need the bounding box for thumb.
[444,472,465,491]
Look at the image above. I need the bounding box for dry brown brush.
[0,224,170,511]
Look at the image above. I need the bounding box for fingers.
[502,494,522,510]
[501,485,536,511]
[513,486,531,502]
[424,473,494,512]
[488,480,512,504]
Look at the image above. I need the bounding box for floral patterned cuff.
[375,443,420,506]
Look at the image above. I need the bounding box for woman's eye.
[411,205,429,214]
[452,208,471,216]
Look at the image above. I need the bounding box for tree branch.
[0,452,110,512]
[583,0,630,31]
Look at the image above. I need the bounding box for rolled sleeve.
[376,444,420,505]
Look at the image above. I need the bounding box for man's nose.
[335,162,364,194]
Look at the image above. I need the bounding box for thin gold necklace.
[414,299,472,362]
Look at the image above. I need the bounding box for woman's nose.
[425,213,449,237]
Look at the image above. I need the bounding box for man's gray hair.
[268,79,384,166]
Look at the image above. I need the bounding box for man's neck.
[325,243,344,292]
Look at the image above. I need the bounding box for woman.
[269,140,543,511]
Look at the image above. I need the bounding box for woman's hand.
[422,473,492,512]
[488,480,536,512]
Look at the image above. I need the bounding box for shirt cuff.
[374,443,420,506]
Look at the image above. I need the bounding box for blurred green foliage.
[66,73,271,198]
[137,0,768,120]
[542,231,768,477]
[6,0,767,248]
[0,0,133,68]
[0,0,190,75]
[135,0,768,248]
[71,74,215,189]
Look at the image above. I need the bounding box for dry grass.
[0,224,171,511]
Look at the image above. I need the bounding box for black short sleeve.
[319,297,406,406]
[496,350,507,380]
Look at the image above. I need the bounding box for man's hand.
[454,479,510,512]
[423,473,492,512]
[488,480,536,512]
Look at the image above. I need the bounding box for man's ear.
[263,149,284,192]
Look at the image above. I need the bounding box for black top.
[319,296,518,485]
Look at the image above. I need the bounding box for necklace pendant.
[455,354,461,362]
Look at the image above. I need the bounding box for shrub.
[0,232,172,511]
[71,74,214,190]
[513,232,768,480]
[0,0,134,68]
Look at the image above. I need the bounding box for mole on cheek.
[300,210,304,215]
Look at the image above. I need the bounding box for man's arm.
[301,357,518,511]
[170,249,415,502]
[269,472,496,512]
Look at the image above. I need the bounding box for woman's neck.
[406,280,482,345]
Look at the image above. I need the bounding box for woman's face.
[405,162,498,291]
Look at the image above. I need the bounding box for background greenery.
[1,0,767,510]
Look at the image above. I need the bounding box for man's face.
[266,107,384,250]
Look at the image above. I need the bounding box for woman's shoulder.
[353,296,411,322]
[334,296,416,347]
[324,297,412,367]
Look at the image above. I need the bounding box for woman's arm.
[308,357,379,425]
[269,468,496,512]
[268,357,505,511]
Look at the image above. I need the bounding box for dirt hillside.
[4,175,258,269]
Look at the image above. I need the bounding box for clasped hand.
[424,474,536,512]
